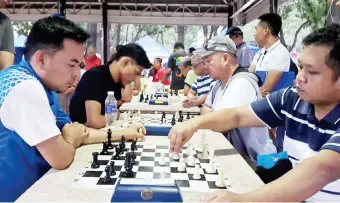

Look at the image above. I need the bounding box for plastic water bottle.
[259,139,277,154]
[105,91,117,127]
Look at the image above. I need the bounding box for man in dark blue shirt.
[168,24,340,202]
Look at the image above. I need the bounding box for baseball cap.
[226,27,243,37]
[191,50,205,65]
[200,35,237,58]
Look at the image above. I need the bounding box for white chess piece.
[199,132,205,153]
[172,152,180,160]
[206,157,216,174]
[215,169,226,188]
[187,155,196,167]
[177,158,186,172]
[158,152,166,166]
[192,164,201,179]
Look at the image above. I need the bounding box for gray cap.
[201,35,237,58]
[191,49,205,65]
[179,56,192,68]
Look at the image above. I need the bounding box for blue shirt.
[251,87,340,201]
[0,60,71,201]
[191,75,215,97]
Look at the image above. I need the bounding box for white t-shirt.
[251,40,290,72]
[0,80,61,146]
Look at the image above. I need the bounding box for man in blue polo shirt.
[169,24,340,202]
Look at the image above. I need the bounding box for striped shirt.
[191,75,215,97]
[250,87,340,202]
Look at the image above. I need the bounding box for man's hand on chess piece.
[203,191,245,202]
[182,99,197,108]
[123,124,146,141]
[168,120,197,153]
[62,122,89,148]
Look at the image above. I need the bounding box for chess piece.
[186,112,190,120]
[113,147,120,160]
[109,161,116,176]
[206,158,216,174]
[119,143,124,154]
[215,169,226,188]
[177,158,186,172]
[103,166,112,183]
[131,150,136,165]
[158,152,166,166]
[171,114,176,126]
[199,132,205,153]
[121,135,127,151]
[131,139,137,151]
[193,164,201,179]
[172,152,180,160]
[124,152,134,178]
[139,92,144,102]
[187,155,196,167]
[91,152,100,169]
[100,142,109,155]
[107,128,113,149]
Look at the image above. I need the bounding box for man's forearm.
[195,95,208,106]
[262,70,283,92]
[200,105,213,115]
[83,128,130,144]
[244,153,339,202]
[87,115,106,129]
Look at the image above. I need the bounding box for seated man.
[183,69,197,96]
[195,36,268,163]
[0,17,145,202]
[169,24,340,202]
[176,56,193,95]
[69,43,152,129]
[151,57,169,85]
[183,50,215,108]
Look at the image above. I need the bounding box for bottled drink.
[259,139,277,155]
[105,91,117,127]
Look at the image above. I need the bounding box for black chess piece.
[131,150,136,165]
[171,115,176,126]
[107,129,113,149]
[124,152,134,178]
[186,112,190,120]
[130,141,136,152]
[103,165,112,183]
[121,135,127,151]
[178,115,184,122]
[91,152,100,169]
[113,147,120,160]
[109,161,116,176]
[174,90,178,96]
[100,142,109,155]
[139,92,144,102]
[119,142,124,154]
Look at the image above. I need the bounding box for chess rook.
[215,169,226,188]
[100,142,109,155]
[91,152,100,169]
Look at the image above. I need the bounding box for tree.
[202,26,218,47]
[325,0,340,25]
[279,0,327,51]
[12,22,32,36]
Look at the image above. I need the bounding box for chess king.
[0,17,145,201]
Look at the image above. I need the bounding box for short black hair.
[154,57,162,64]
[111,43,151,69]
[303,23,340,80]
[116,45,123,51]
[226,27,243,37]
[24,16,90,60]
[258,13,282,36]
[188,47,196,54]
[174,42,185,50]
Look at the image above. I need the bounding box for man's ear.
[35,51,46,70]
[120,57,132,68]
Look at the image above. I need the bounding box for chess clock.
[111,179,183,202]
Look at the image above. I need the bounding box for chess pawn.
[206,158,216,174]
[187,155,196,167]
[192,164,201,179]
[158,152,166,166]
[215,169,226,188]
[103,166,112,183]
[177,158,186,172]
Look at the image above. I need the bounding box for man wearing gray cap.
[200,36,269,165]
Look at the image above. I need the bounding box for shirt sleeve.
[52,92,71,130]
[205,82,219,108]
[0,14,14,53]
[250,88,289,128]
[191,79,198,93]
[321,130,340,153]
[0,80,61,146]
[81,71,104,102]
[267,48,291,72]
[184,70,196,87]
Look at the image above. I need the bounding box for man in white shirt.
[248,13,291,97]
[199,36,269,164]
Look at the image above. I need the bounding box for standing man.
[151,57,169,85]
[248,13,291,97]
[226,27,253,68]
[0,0,14,70]
[162,42,187,91]
[84,45,102,70]
[69,43,152,129]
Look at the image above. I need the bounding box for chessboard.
[71,139,233,193]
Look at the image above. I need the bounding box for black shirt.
[69,63,123,124]
[168,51,187,90]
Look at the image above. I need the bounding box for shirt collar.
[264,40,281,52]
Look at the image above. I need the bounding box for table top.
[17,131,264,202]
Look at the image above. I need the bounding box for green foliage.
[12,21,32,36]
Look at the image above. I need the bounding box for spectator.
[151,57,169,85]
[226,27,253,68]
[0,0,14,70]
[188,47,196,56]
[84,45,102,70]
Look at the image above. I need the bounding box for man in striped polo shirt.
[183,50,215,108]
[169,24,340,202]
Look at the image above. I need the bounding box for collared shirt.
[250,87,340,201]
[84,55,102,70]
[236,42,253,68]
[251,40,290,72]
[191,75,215,97]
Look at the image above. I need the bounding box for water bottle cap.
[108,91,114,95]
